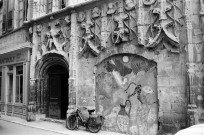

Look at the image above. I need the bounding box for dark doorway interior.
[47,65,68,119]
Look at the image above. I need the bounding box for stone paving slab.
[0,115,124,135]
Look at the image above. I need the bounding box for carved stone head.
[77,12,86,22]
[107,3,116,15]
[92,7,101,19]
[65,16,71,24]
[124,0,136,11]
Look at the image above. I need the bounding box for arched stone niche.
[95,53,158,135]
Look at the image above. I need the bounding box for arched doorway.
[46,65,68,119]
[35,53,69,120]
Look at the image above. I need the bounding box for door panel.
[49,75,61,119]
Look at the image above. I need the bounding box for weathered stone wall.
[28,0,204,134]
[73,0,188,134]
[157,50,186,133]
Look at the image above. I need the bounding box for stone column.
[186,0,204,126]
[27,24,40,121]
[67,11,79,115]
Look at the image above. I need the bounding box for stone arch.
[35,53,69,79]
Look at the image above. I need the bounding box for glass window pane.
[8,75,13,103]
[15,65,23,103]
[15,76,19,102]
[20,75,23,103]
[16,66,23,75]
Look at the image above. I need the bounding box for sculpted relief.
[106,0,137,46]
[36,16,71,56]
[141,0,184,53]
[78,8,104,58]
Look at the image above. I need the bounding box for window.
[18,0,28,27]
[47,0,66,13]
[0,68,2,101]
[2,0,14,34]
[47,0,53,13]
[0,3,3,35]
[59,0,66,9]
[15,66,23,103]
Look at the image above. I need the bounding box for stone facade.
[0,0,204,135]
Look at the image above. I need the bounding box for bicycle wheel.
[66,115,78,130]
[87,121,102,133]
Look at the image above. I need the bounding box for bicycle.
[66,108,105,133]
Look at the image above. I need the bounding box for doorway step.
[40,117,65,125]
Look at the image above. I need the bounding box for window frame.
[15,65,23,103]
[2,0,14,34]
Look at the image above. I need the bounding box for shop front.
[0,48,31,119]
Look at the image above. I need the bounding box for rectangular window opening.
[15,65,23,103]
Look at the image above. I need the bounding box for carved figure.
[78,12,86,22]
[29,27,33,42]
[45,26,56,51]
[113,13,129,44]
[36,24,42,36]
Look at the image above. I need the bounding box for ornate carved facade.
[0,0,204,135]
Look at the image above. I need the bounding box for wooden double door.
[48,73,68,119]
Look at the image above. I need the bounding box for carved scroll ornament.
[78,11,103,58]
[143,0,183,53]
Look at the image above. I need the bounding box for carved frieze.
[141,0,184,53]
[78,9,103,58]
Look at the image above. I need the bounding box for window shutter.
[19,0,24,27]
[7,10,13,31]
[47,0,53,13]
[2,14,6,33]
[2,0,7,33]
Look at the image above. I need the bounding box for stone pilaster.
[67,11,79,114]
[186,0,204,126]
